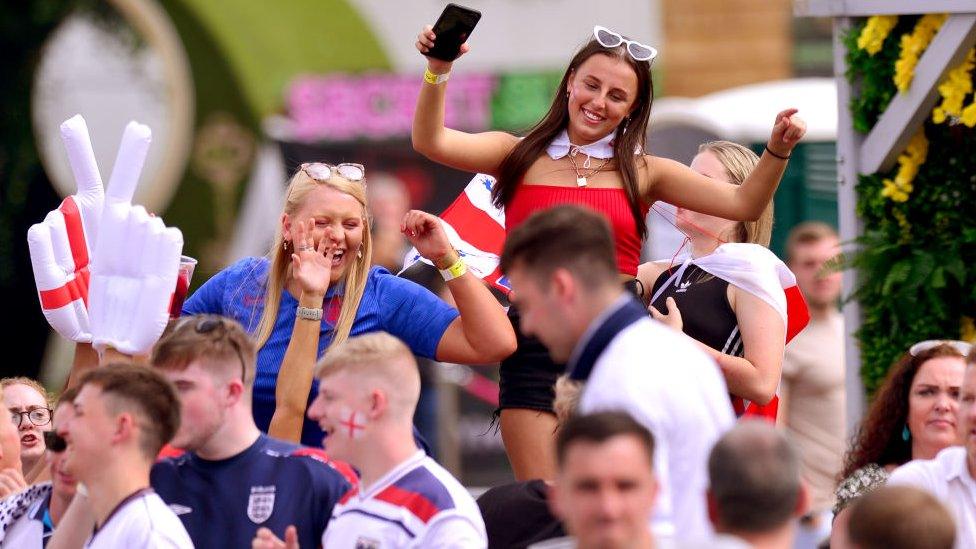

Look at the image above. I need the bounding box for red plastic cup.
[169,256,198,319]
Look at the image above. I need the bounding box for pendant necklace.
[568,148,611,187]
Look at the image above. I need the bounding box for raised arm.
[268,220,333,442]
[647,109,806,221]
[402,210,516,364]
[412,25,518,175]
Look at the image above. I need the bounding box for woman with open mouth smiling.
[182,163,515,447]
[413,22,807,481]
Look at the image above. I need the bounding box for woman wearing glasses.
[1,377,52,482]
[831,341,967,547]
[413,24,807,480]
[182,163,515,446]
[0,387,78,548]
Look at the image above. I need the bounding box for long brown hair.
[494,38,654,239]
[254,170,373,353]
[840,344,965,479]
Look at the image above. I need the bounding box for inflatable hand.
[27,115,105,342]
[88,123,183,355]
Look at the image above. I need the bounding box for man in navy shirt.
[149,315,357,548]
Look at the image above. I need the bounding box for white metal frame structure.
[794,1,976,430]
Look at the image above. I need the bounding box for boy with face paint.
[253,332,487,549]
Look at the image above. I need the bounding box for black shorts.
[497,305,566,414]
[497,280,644,414]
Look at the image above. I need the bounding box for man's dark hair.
[500,205,619,289]
[556,411,654,466]
[77,363,181,461]
[707,420,801,532]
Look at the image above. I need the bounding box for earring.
[357,248,363,259]
[902,424,911,442]
[283,240,290,251]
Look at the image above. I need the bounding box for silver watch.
[296,306,323,321]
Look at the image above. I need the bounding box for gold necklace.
[568,153,611,187]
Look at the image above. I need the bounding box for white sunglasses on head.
[301,162,366,183]
[593,26,657,62]
[909,339,973,357]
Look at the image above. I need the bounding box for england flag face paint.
[336,405,368,440]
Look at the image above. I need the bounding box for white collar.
[546,130,616,160]
[360,450,426,499]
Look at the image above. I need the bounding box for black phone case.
[426,3,481,62]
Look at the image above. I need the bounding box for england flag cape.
[401,173,512,292]
[650,242,810,420]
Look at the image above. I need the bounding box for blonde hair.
[698,141,774,247]
[315,332,420,418]
[254,169,373,352]
[553,375,583,426]
[1,377,51,407]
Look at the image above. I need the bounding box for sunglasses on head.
[177,316,249,382]
[44,431,67,453]
[593,26,657,62]
[909,339,973,357]
[301,162,366,184]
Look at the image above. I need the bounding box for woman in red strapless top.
[413,23,807,481]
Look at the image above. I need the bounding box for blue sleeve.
[375,270,460,359]
[182,257,262,317]
[304,459,353,538]
[182,267,230,316]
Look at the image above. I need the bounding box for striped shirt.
[322,451,486,548]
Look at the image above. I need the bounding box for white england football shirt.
[321,450,486,548]
[85,489,193,548]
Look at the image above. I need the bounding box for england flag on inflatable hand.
[27,115,105,343]
[28,117,184,355]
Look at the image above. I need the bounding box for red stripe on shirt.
[375,484,441,523]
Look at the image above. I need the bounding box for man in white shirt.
[253,332,486,548]
[888,356,976,546]
[500,205,735,540]
[57,363,193,548]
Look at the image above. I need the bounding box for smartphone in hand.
[425,3,481,62]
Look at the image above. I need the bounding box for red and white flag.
[401,173,512,292]
[691,243,810,421]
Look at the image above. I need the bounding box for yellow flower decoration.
[890,209,911,242]
[961,102,976,127]
[962,316,976,343]
[933,48,976,123]
[894,14,948,92]
[858,15,899,55]
[880,128,928,204]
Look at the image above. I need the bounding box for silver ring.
[298,245,313,252]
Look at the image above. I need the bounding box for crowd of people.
[6,19,973,549]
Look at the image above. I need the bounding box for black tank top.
[650,264,743,357]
